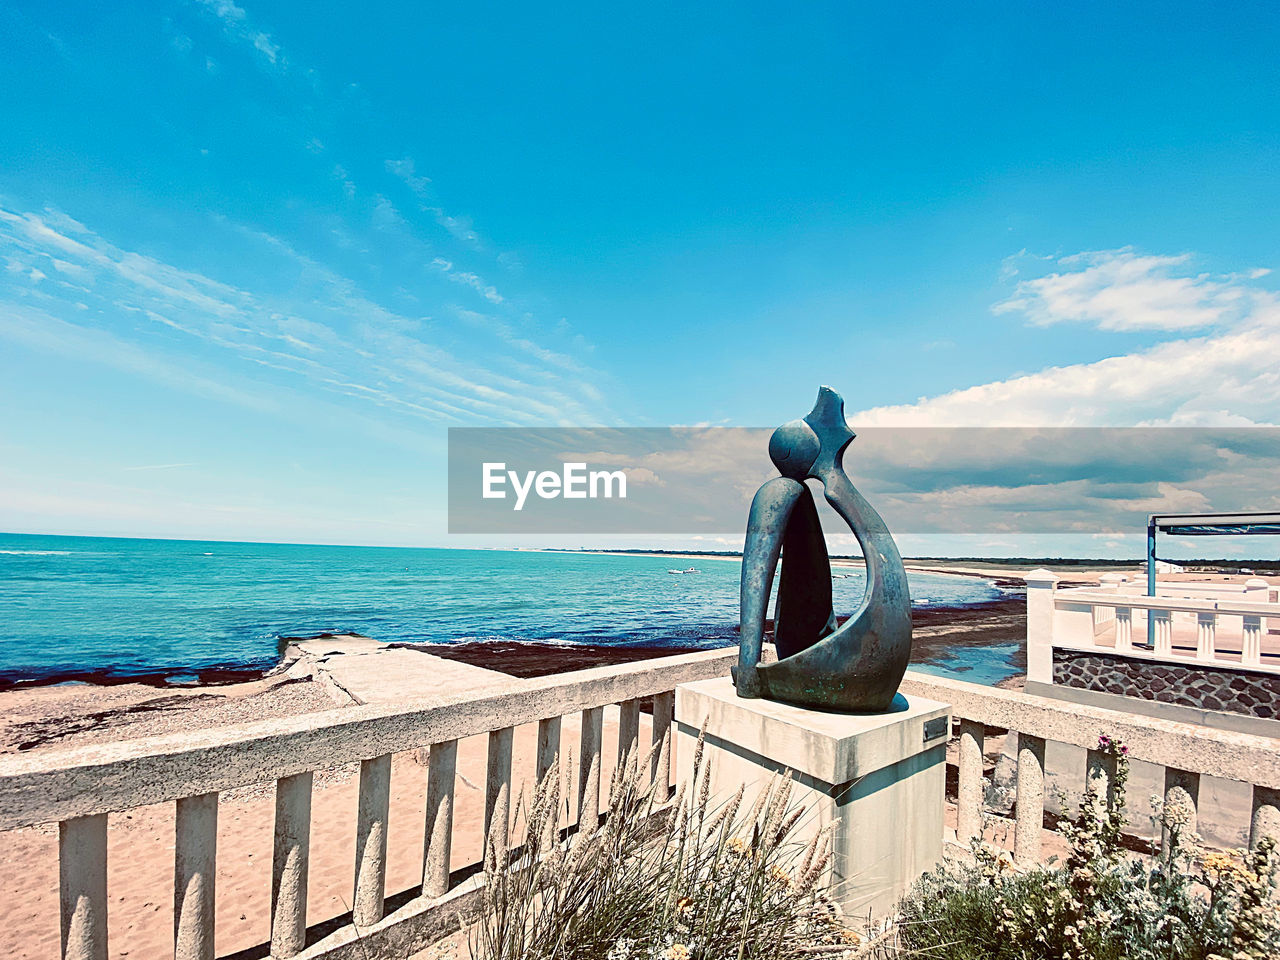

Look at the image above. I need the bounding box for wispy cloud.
[428,207,482,248]
[386,156,483,249]
[0,301,281,414]
[332,165,356,199]
[178,4,549,382]
[3,1,609,440]
[430,256,504,304]
[251,31,279,64]
[994,248,1255,332]
[385,157,430,198]
[194,0,285,70]
[370,194,406,231]
[0,204,609,427]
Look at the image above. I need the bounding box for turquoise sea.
[0,533,1012,687]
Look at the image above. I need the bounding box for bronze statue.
[734,386,912,711]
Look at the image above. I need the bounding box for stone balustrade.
[900,672,1280,864]
[2,647,1278,960]
[0,648,734,960]
[1053,591,1275,666]
[1025,570,1280,732]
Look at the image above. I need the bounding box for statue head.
[767,418,820,480]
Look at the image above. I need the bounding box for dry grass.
[470,731,871,960]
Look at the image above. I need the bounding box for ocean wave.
[0,550,74,556]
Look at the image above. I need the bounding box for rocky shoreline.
[0,592,1029,756]
[425,594,1028,678]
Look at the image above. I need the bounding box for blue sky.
[1,1,1279,551]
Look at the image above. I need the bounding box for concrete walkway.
[287,635,517,705]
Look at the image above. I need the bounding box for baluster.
[1152,609,1173,656]
[1196,612,1216,661]
[1250,786,1280,851]
[536,716,562,785]
[1242,615,1263,667]
[617,698,640,766]
[536,717,563,846]
[59,813,107,960]
[1161,768,1200,859]
[1014,733,1046,864]
[1084,748,1117,815]
[1024,569,1058,685]
[1114,607,1132,651]
[354,754,391,928]
[485,727,514,862]
[1091,600,1111,638]
[956,719,984,845]
[271,772,313,958]
[422,739,457,898]
[579,706,604,832]
[174,793,218,960]
[651,691,674,798]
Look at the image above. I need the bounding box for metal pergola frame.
[1144,511,1280,642]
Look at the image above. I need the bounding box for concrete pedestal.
[675,676,950,923]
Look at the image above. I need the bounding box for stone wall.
[1053,649,1280,721]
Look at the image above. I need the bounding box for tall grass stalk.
[471,731,863,960]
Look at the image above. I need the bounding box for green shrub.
[896,736,1280,960]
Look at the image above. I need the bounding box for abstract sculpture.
[734,386,912,711]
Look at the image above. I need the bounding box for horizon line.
[5,530,1276,566]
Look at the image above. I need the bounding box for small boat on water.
[668,567,701,574]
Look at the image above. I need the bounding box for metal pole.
[1147,516,1157,646]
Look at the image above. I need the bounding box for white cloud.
[198,0,247,23]
[994,248,1245,332]
[859,248,1280,427]
[251,32,278,63]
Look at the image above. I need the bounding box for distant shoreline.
[540,548,1118,590]
[4,533,1273,571]
[538,548,1280,575]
